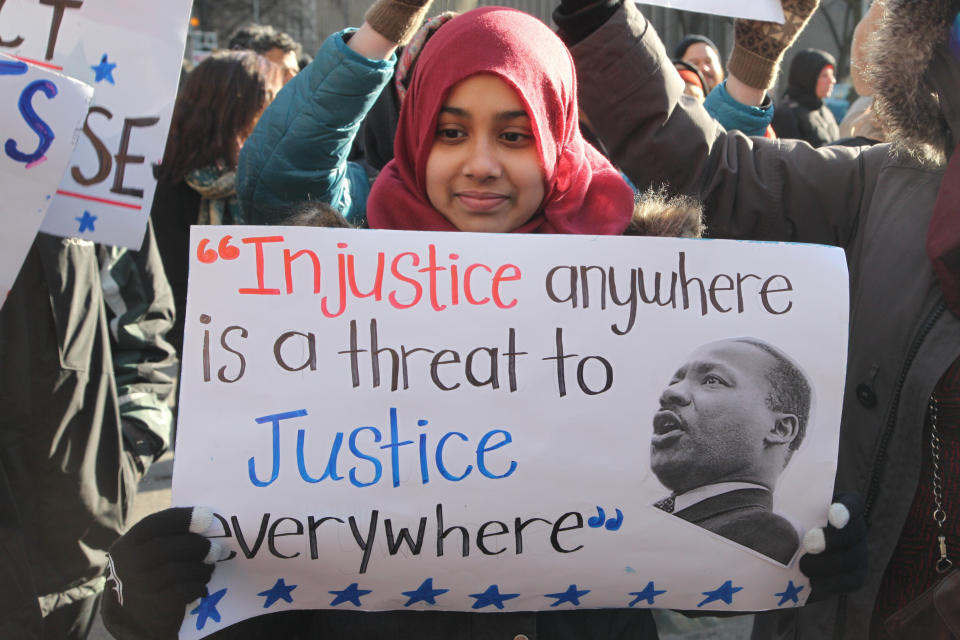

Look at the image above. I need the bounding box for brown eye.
[436,127,465,141]
[500,130,532,145]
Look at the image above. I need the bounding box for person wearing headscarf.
[101,2,660,638]
[237,3,634,236]
[771,48,840,147]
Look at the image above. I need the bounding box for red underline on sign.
[56,190,143,210]
[10,55,63,71]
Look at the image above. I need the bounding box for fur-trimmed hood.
[623,187,705,238]
[866,0,960,164]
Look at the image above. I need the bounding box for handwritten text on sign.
[0,0,192,248]
[173,227,848,638]
[0,54,91,307]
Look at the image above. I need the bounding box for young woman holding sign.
[99,1,856,637]
[103,3,660,638]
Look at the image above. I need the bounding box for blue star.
[774,580,805,606]
[75,211,97,233]
[468,584,520,610]
[628,581,667,606]
[329,582,372,607]
[545,584,590,607]
[698,580,743,607]
[257,578,297,608]
[91,54,117,84]
[189,588,227,630]
[401,578,448,606]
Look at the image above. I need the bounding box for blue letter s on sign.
[5,79,57,165]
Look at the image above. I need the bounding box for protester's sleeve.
[237,30,396,226]
[570,1,882,247]
[99,221,177,477]
[703,82,774,137]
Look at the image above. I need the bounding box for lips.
[651,409,685,447]
[653,409,684,434]
[455,191,509,212]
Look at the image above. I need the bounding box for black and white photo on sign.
[649,337,813,565]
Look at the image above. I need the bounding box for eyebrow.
[439,106,530,122]
[690,361,737,382]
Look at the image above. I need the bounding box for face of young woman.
[425,74,546,233]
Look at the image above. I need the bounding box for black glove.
[799,493,868,603]
[101,507,225,640]
[553,0,623,46]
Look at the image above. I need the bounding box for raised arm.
[237,0,432,226]
[561,0,883,247]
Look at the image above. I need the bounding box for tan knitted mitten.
[728,0,820,90]
[364,0,435,46]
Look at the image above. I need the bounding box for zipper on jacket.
[863,300,946,518]
[833,300,946,639]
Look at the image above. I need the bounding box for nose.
[659,381,690,408]
[462,137,502,181]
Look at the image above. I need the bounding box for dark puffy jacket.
[0,225,176,626]
[771,49,840,147]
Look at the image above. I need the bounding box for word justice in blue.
[248,407,517,488]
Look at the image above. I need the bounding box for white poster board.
[0,0,193,249]
[0,54,92,307]
[637,0,784,22]
[174,227,848,637]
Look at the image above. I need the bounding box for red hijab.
[366,6,634,235]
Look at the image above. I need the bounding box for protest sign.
[0,54,92,307]
[0,0,192,249]
[637,0,784,22]
[173,227,848,637]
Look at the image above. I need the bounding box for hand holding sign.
[102,507,227,640]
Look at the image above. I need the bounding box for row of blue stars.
[190,577,805,631]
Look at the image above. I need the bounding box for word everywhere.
[208,502,606,574]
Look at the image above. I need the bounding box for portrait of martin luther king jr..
[651,337,812,565]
